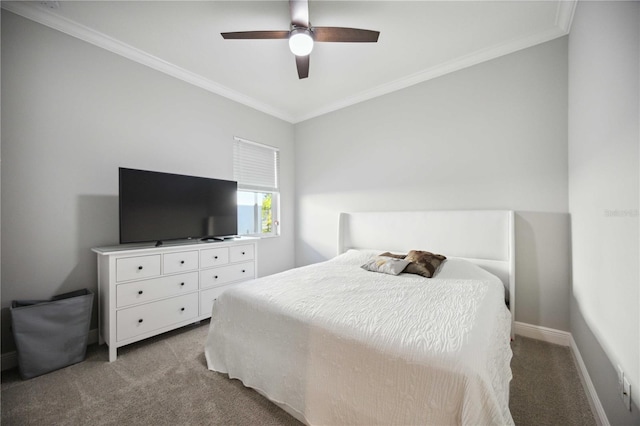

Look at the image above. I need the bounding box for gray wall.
[1,11,296,353]
[515,212,570,331]
[5,8,637,425]
[568,1,640,421]
[295,37,571,330]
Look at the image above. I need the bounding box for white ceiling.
[3,1,575,123]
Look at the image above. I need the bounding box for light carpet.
[2,321,596,425]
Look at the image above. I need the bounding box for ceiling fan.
[221,0,380,79]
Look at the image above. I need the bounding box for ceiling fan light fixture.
[289,28,314,56]
[222,0,380,79]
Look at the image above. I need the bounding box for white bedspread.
[205,250,514,425]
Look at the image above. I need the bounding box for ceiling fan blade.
[290,0,310,28]
[313,27,380,43]
[296,55,310,79]
[221,31,289,40]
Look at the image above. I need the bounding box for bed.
[205,210,515,425]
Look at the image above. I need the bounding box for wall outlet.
[618,365,625,395]
[622,376,632,411]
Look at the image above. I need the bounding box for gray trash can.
[10,289,94,379]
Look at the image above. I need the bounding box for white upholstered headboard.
[337,210,515,337]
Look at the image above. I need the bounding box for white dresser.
[92,239,257,361]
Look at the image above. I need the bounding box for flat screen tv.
[119,168,238,245]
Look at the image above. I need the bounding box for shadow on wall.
[571,295,640,425]
[1,194,118,355]
[514,212,571,331]
[297,240,328,267]
[70,194,119,330]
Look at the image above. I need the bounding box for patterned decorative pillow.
[378,251,407,260]
[361,256,410,275]
[403,250,447,278]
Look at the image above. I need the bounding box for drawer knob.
[180,282,185,287]
[242,252,246,255]
[138,290,143,295]
[181,307,185,312]
[138,319,143,324]
[214,256,218,259]
[242,269,246,273]
[214,275,218,279]
[138,266,143,270]
[180,260,185,265]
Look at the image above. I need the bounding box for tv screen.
[119,168,238,244]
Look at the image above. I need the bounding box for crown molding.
[293,24,569,123]
[1,1,295,123]
[293,0,577,123]
[3,0,577,125]
[555,0,578,34]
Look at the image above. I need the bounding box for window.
[234,137,280,237]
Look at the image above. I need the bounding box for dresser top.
[92,237,258,256]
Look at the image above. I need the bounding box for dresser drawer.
[200,247,229,268]
[116,272,199,308]
[200,262,255,289]
[229,244,254,263]
[116,293,199,342]
[200,284,235,316]
[163,250,198,274]
[116,255,161,282]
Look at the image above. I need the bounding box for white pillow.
[361,256,410,275]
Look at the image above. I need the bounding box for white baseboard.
[515,322,609,426]
[569,335,610,426]
[514,321,572,346]
[1,328,99,372]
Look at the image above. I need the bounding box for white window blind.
[233,137,279,192]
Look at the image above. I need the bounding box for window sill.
[238,233,280,239]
